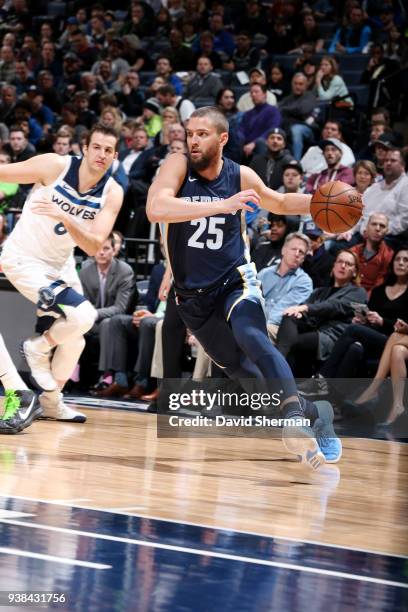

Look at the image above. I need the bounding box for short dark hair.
[86,123,120,149]
[157,84,176,97]
[9,124,25,135]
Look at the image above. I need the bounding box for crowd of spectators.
[0,0,407,425]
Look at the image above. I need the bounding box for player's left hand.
[30,197,64,220]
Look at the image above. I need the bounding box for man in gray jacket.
[185,56,223,103]
[79,233,135,386]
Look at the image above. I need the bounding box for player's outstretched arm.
[31,180,124,256]
[0,153,65,185]
[241,166,312,216]
[147,154,259,223]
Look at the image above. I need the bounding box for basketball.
[310,181,363,233]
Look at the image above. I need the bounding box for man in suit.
[79,233,135,387]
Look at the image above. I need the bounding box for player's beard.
[187,142,219,171]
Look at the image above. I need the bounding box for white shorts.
[1,251,83,306]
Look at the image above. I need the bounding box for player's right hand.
[223,190,261,215]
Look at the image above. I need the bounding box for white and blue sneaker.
[282,425,325,470]
[313,400,342,464]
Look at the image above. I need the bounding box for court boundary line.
[1,494,407,560]
[0,546,111,569]
[0,518,406,589]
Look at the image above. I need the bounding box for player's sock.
[0,334,29,390]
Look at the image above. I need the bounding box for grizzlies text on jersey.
[162,157,251,290]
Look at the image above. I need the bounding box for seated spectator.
[315,56,353,108]
[279,73,317,160]
[0,85,17,126]
[156,84,196,124]
[360,43,400,111]
[73,91,97,131]
[328,6,371,55]
[265,17,295,55]
[250,128,294,190]
[351,213,394,296]
[93,261,166,398]
[277,161,305,195]
[13,100,42,147]
[168,28,195,72]
[185,56,223,103]
[302,59,318,91]
[354,319,408,426]
[266,63,291,104]
[52,133,72,156]
[301,247,408,395]
[152,56,183,96]
[79,235,135,388]
[371,133,397,174]
[356,149,408,250]
[156,107,180,146]
[290,11,324,54]
[258,232,313,341]
[207,12,235,60]
[301,120,355,176]
[239,84,281,158]
[121,2,155,38]
[305,138,354,193]
[13,60,36,95]
[215,88,242,162]
[114,70,144,118]
[252,213,300,272]
[0,44,16,82]
[0,150,19,213]
[142,98,162,140]
[223,30,259,72]
[3,124,35,163]
[302,221,335,288]
[193,31,224,70]
[356,120,389,161]
[276,249,366,377]
[237,67,277,112]
[27,86,55,134]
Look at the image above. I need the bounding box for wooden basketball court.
[0,403,407,610]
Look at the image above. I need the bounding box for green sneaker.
[0,390,40,434]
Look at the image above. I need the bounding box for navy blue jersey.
[162,157,250,290]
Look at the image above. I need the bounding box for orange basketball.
[310,181,363,233]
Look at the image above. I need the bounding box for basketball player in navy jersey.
[0,124,123,423]
[148,107,341,468]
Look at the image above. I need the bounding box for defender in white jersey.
[0,124,123,422]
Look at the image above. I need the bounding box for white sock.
[0,333,29,390]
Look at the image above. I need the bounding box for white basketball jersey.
[3,156,115,267]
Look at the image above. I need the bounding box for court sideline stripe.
[0,547,111,569]
[1,494,405,560]
[0,518,406,589]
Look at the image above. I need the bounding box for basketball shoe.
[21,337,57,391]
[0,390,41,434]
[38,390,87,423]
[312,400,342,463]
[282,424,325,470]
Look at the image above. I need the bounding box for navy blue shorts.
[175,262,263,370]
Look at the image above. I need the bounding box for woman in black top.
[318,247,408,381]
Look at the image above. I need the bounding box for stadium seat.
[343,71,362,86]
[348,85,370,109]
[339,55,369,72]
